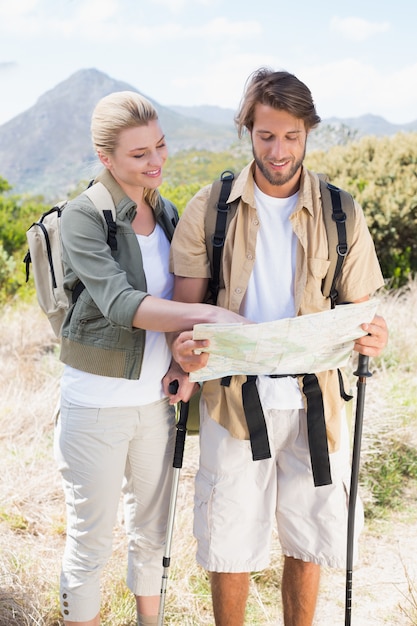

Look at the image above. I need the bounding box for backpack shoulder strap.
[319,176,355,307]
[160,197,179,241]
[82,182,117,250]
[162,197,179,224]
[83,181,116,219]
[205,170,238,304]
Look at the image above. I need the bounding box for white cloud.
[0,62,17,71]
[301,59,417,123]
[0,0,37,18]
[377,61,417,122]
[0,2,413,126]
[151,0,213,10]
[169,52,278,108]
[330,16,390,42]
[0,4,259,45]
[76,0,119,22]
[123,16,260,42]
[120,16,260,44]
[203,17,261,37]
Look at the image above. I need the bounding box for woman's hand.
[162,359,200,403]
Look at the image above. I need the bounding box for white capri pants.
[54,398,175,622]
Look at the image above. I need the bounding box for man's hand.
[354,314,388,357]
[171,331,211,373]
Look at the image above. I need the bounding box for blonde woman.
[54,91,245,626]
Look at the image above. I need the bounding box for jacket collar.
[230,161,317,218]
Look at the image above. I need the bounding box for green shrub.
[0,195,48,256]
[0,242,21,304]
[306,133,417,287]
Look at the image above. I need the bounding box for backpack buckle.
[220,170,235,182]
[216,201,231,213]
[332,211,347,224]
[212,234,225,248]
[337,243,348,256]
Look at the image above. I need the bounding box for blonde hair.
[91,91,160,205]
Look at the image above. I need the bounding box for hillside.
[0,69,236,200]
[0,68,416,201]
[0,281,416,624]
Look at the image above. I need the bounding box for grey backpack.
[24,183,116,337]
[24,183,178,337]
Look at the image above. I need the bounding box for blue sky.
[0,0,416,126]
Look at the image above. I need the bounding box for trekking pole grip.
[173,402,189,469]
[353,354,372,379]
[167,379,190,468]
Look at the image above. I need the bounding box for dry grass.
[0,280,416,625]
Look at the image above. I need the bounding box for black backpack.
[204,170,355,309]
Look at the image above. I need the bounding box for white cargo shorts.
[194,400,363,573]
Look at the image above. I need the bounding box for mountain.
[323,113,417,137]
[0,68,416,200]
[171,106,417,145]
[169,104,236,127]
[0,69,236,200]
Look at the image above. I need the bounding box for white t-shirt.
[61,223,174,408]
[241,184,304,409]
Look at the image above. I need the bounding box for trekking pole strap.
[235,372,333,486]
[241,375,272,461]
[302,373,332,487]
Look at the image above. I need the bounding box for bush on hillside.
[0,242,20,304]
[306,133,417,287]
[1,132,417,303]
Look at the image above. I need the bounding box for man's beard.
[252,147,305,187]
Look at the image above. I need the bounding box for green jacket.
[60,169,177,379]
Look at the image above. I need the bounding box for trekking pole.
[345,354,372,626]
[158,381,189,626]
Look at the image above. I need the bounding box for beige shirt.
[170,162,384,452]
